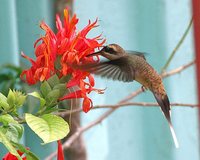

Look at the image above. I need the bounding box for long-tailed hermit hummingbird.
[76,43,179,148]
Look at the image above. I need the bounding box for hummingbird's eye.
[104,46,115,53]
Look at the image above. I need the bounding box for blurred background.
[0,0,198,160]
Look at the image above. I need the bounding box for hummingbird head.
[87,44,126,60]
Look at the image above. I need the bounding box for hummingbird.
[77,44,179,148]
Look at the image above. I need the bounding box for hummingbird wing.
[126,50,146,60]
[77,56,135,82]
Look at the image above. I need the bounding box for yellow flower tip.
[64,8,69,19]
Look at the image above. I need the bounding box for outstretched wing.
[77,56,135,82]
[126,50,147,60]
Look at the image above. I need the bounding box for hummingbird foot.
[141,86,147,92]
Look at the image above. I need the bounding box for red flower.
[57,140,64,160]
[21,22,57,85]
[3,150,27,160]
[21,8,105,112]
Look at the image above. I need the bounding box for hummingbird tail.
[169,121,179,148]
[153,93,179,148]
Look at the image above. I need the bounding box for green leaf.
[7,89,15,108]
[0,114,17,125]
[53,84,67,97]
[25,113,69,144]
[13,91,27,108]
[0,92,7,102]
[46,89,60,106]
[4,90,26,111]
[4,125,20,143]
[42,106,59,114]
[0,129,22,160]
[59,75,70,83]
[11,123,24,141]
[0,74,11,81]
[0,93,9,110]
[40,81,52,98]
[28,92,46,108]
[47,74,60,88]
[0,117,24,143]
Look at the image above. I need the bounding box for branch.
[45,60,195,160]
[58,102,198,115]
[161,60,195,78]
[161,17,193,72]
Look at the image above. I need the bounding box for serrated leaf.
[25,113,69,144]
[40,81,52,97]
[47,74,60,88]
[28,92,46,108]
[0,129,22,160]
[46,89,60,106]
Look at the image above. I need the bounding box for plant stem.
[161,17,193,72]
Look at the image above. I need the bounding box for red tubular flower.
[21,22,57,85]
[3,150,27,160]
[56,9,105,112]
[57,140,64,160]
[21,8,105,112]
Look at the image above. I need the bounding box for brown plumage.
[77,44,179,148]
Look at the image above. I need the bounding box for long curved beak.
[86,50,103,57]
[86,46,106,57]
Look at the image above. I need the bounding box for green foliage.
[25,113,69,144]
[0,89,26,113]
[13,143,39,160]
[47,74,60,88]
[0,130,22,160]
[0,115,23,141]
[0,64,22,95]
[0,114,17,125]
[28,92,46,109]
[0,93,10,111]
[0,69,70,158]
[46,89,60,107]
[53,84,67,97]
[28,75,68,115]
[8,90,26,108]
[40,81,52,97]
[0,114,24,160]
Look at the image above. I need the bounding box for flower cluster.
[3,150,27,160]
[21,8,105,112]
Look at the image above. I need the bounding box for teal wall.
[0,0,20,157]
[0,0,198,160]
[75,0,199,160]
[0,0,56,159]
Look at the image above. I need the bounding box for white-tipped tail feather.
[169,123,179,148]
[154,93,179,148]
